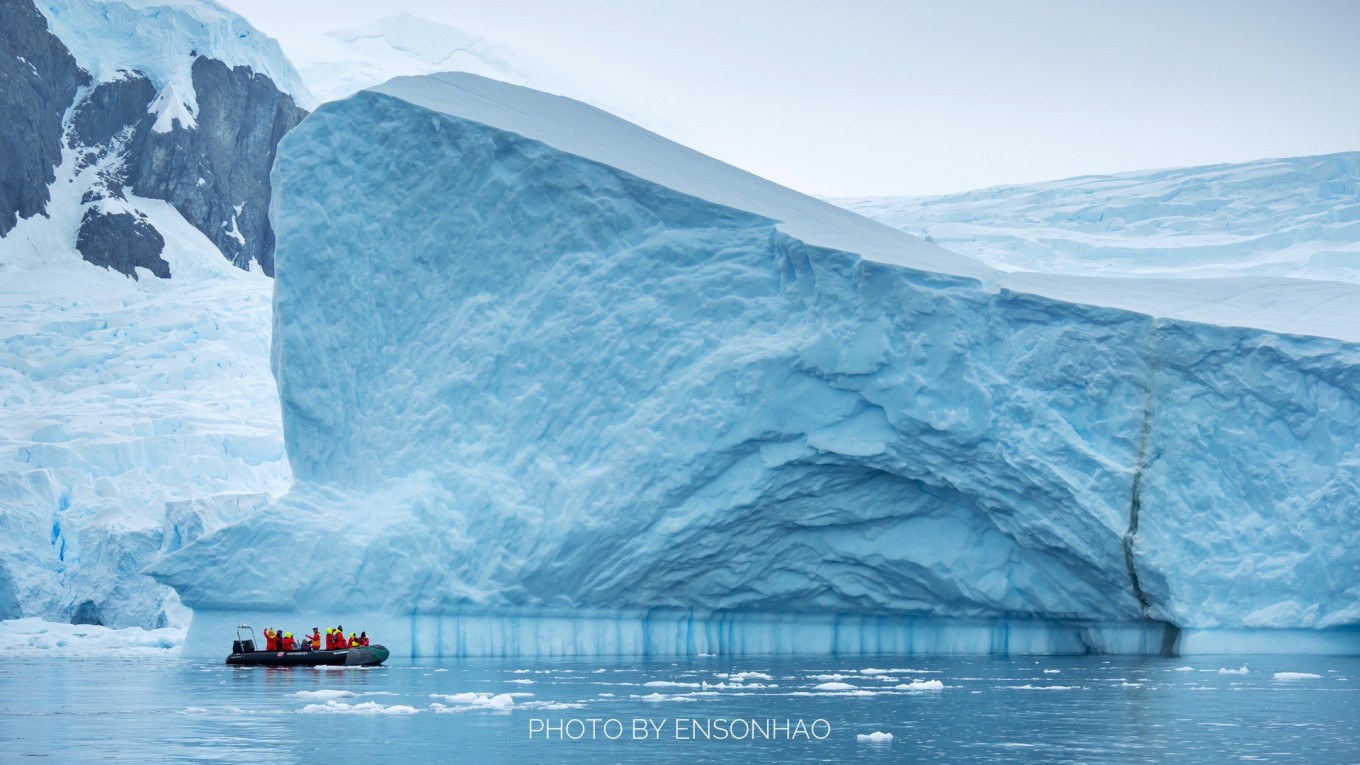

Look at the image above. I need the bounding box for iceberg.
[151,73,1360,658]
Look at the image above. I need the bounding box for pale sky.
[221,0,1360,197]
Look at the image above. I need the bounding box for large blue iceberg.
[150,74,1360,657]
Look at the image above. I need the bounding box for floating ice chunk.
[1174,667,1195,672]
[508,679,534,685]
[295,690,356,699]
[1273,672,1322,681]
[429,692,516,709]
[1043,669,1061,674]
[298,700,418,714]
[643,681,700,688]
[1007,685,1079,690]
[723,671,773,682]
[857,731,893,742]
[1218,665,1249,675]
[895,679,944,690]
[814,682,857,690]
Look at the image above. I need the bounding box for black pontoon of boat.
[225,625,389,667]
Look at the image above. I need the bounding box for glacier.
[834,153,1360,284]
[0,0,305,630]
[145,73,1360,658]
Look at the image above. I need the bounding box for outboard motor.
[233,625,258,653]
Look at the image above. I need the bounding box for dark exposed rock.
[0,0,90,235]
[2,1,305,277]
[70,71,156,147]
[76,208,170,279]
[126,57,307,275]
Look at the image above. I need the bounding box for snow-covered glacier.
[151,74,1360,658]
[834,153,1360,284]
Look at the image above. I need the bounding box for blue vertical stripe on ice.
[149,75,1360,656]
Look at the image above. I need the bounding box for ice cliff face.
[150,74,1360,656]
[1,0,309,277]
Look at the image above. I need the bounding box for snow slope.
[835,153,1360,284]
[152,74,1360,657]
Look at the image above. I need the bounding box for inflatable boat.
[225,625,389,667]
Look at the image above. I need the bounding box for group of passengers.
[262,625,370,652]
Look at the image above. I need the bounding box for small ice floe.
[1174,666,1195,672]
[508,679,534,685]
[1218,665,1249,675]
[814,682,857,690]
[1006,685,1079,691]
[894,679,944,691]
[721,671,773,682]
[1043,669,1061,674]
[432,668,448,673]
[295,690,356,700]
[1273,672,1322,681]
[593,668,608,673]
[643,681,701,688]
[298,700,418,715]
[180,707,209,714]
[860,668,890,675]
[808,673,854,681]
[857,731,893,742]
[428,692,517,711]
[637,692,696,702]
[518,700,586,711]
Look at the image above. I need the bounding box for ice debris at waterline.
[150,73,1360,658]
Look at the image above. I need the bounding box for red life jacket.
[325,632,335,650]
[264,631,276,651]
[282,635,295,651]
[360,637,369,647]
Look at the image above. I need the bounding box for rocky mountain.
[0,0,309,278]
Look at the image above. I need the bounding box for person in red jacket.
[264,628,276,652]
[358,632,369,647]
[281,633,295,651]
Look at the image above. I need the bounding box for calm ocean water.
[2,653,1356,763]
